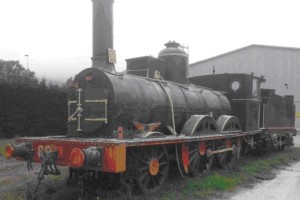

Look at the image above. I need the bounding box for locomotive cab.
[190,73,265,132]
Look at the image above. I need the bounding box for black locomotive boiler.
[5,0,297,196]
[68,42,231,138]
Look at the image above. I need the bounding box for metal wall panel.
[189,45,300,112]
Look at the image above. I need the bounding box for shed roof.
[190,44,300,67]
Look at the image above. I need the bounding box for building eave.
[190,44,300,67]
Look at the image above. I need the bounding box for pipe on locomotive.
[91,0,115,72]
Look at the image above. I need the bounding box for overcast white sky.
[1,0,300,82]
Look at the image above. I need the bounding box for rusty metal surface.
[262,89,295,128]
[12,130,262,172]
[262,127,297,133]
[264,127,297,131]
[70,68,232,137]
[91,0,115,71]
[263,127,297,136]
[158,41,189,84]
[16,130,258,147]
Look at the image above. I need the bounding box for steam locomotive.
[5,0,296,195]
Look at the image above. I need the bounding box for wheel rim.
[230,144,237,163]
[216,140,228,168]
[188,142,205,176]
[205,141,215,171]
[236,137,242,159]
[121,149,140,194]
[136,145,169,193]
[180,142,205,176]
[181,115,219,136]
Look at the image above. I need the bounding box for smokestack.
[91,0,116,72]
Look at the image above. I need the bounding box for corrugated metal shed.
[189,44,300,113]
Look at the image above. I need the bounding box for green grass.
[0,146,5,157]
[0,184,25,200]
[0,178,13,185]
[0,186,26,200]
[179,147,300,199]
[182,173,241,197]
[1,138,300,200]
[0,192,23,200]
[243,154,289,176]
[162,192,177,200]
[199,174,239,191]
